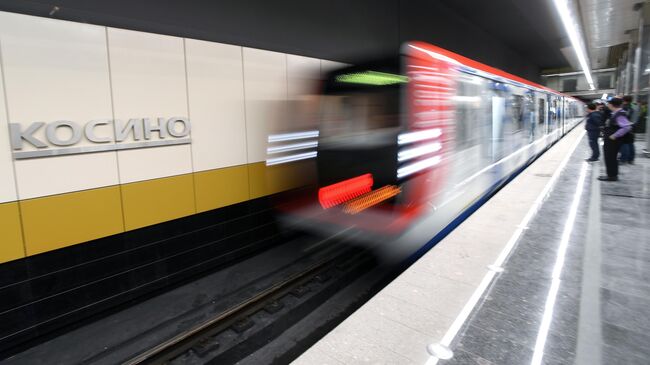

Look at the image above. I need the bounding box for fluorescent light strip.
[530,162,589,365]
[267,130,319,143]
[266,151,317,166]
[397,142,442,162]
[397,155,441,178]
[398,129,442,145]
[552,0,594,90]
[267,141,318,154]
[425,130,586,365]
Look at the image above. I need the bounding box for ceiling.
[580,0,642,69]
[441,0,643,72]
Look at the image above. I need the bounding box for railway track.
[122,246,375,365]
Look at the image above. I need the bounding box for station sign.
[9,117,191,160]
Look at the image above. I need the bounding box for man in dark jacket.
[598,101,611,124]
[584,103,602,162]
[600,98,632,181]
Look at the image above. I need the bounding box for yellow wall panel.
[0,202,25,263]
[247,162,267,199]
[20,187,124,256]
[194,165,249,213]
[122,174,196,231]
[248,161,316,199]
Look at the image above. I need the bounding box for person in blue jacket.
[584,103,602,162]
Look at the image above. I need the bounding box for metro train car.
[277,41,583,243]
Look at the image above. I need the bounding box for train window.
[319,88,400,146]
[454,77,483,150]
[550,99,558,130]
[510,95,524,132]
[538,99,546,125]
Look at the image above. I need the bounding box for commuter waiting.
[599,97,632,182]
[620,95,638,164]
[584,103,602,162]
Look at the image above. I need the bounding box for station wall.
[0,11,340,263]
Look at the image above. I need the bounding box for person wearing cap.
[600,97,632,181]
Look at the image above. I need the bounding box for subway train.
[276,41,583,246]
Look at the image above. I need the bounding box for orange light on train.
[343,185,402,215]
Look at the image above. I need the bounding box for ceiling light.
[552,0,595,90]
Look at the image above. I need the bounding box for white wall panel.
[0,12,119,199]
[287,55,321,98]
[185,39,247,172]
[242,48,288,163]
[107,27,192,183]
[0,59,17,203]
[321,59,348,77]
[287,55,321,133]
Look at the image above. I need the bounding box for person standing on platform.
[599,97,632,182]
[598,101,611,125]
[620,95,638,164]
[584,103,602,162]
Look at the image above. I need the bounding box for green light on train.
[336,71,408,85]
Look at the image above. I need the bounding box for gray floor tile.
[601,322,650,359]
[601,288,650,334]
[602,343,650,365]
[454,324,533,365]
[483,283,546,320]
[542,329,577,362]
[467,307,539,349]
[541,352,573,365]
[601,257,650,283]
[600,274,650,300]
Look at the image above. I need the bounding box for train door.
[509,89,528,151]
[491,93,506,161]
[454,73,488,181]
[488,81,511,162]
[557,97,567,136]
[536,95,547,140]
[550,96,559,137]
[524,91,535,144]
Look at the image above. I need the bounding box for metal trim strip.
[12,138,192,160]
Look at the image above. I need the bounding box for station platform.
[293,128,650,365]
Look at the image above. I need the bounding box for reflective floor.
[442,139,650,365]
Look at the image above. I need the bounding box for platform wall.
[0,11,340,263]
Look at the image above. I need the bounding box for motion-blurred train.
[275,41,583,244]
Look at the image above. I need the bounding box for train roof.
[404,41,580,102]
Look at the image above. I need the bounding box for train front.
[279,43,455,243]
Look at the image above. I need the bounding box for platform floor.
[439,139,650,365]
[294,131,650,365]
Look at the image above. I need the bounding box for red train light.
[318,173,373,209]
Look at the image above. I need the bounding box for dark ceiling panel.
[398,0,545,81]
[0,0,400,63]
[0,0,570,81]
[438,0,570,70]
